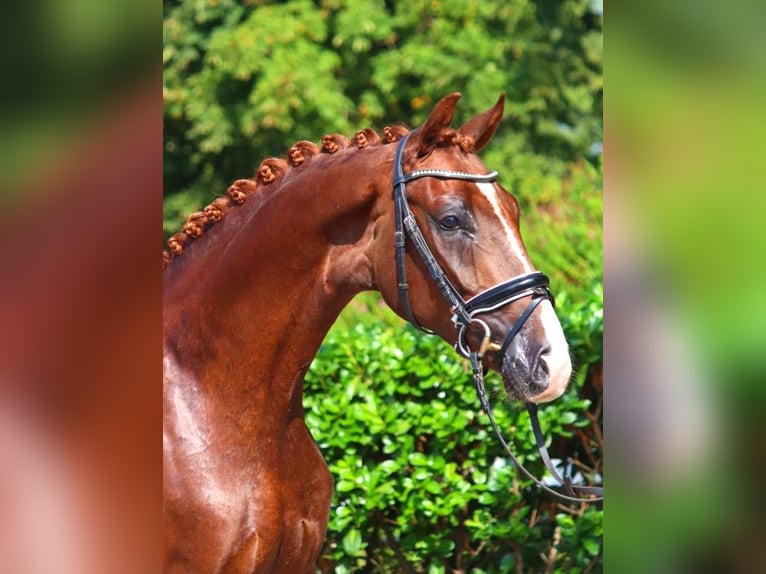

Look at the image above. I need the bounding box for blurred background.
[606,2,766,573]
[0,0,763,572]
[0,1,160,572]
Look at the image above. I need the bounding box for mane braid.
[354,128,381,148]
[163,125,411,270]
[321,134,350,154]
[439,128,476,153]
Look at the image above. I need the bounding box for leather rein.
[392,134,603,503]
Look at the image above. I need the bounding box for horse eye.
[438,215,463,230]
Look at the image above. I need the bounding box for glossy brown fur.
[163,93,568,572]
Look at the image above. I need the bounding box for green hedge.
[304,282,603,573]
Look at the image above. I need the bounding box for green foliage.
[521,157,603,302]
[305,283,603,572]
[163,0,602,240]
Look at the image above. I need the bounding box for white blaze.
[474,182,572,403]
[476,182,533,274]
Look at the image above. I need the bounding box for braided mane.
[163,124,476,270]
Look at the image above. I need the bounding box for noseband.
[393,134,603,503]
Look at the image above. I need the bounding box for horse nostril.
[536,346,551,377]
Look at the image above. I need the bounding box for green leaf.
[341,527,364,556]
[584,537,601,556]
[408,452,429,467]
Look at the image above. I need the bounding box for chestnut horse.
[163,93,572,572]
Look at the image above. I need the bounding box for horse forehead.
[471,182,514,228]
[471,181,533,271]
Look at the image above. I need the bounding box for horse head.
[373,93,572,403]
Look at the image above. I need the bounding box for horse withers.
[163,93,571,572]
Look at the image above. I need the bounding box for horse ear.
[415,92,462,157]
[458,93,505,152]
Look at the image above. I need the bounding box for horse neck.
[163,147,389,425]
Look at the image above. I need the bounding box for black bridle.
[392,134,603,503]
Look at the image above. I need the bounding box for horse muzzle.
[465,295,572,404]
[498,334,572,403]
